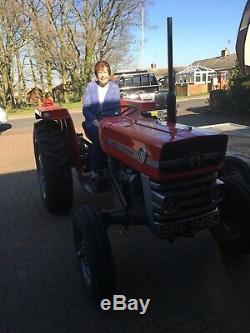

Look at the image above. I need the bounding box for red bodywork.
[35,105,81,170]
[35,100,228,182]
[120,97,156,112]
[99,102,228,182]
[41,97,55,107]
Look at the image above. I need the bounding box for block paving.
[1,111,250,332]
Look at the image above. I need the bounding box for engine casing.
[99,112,228,182]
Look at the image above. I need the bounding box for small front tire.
[73,205,115,301]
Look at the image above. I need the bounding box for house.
[173,49,238,96]
[175,66,216,85]
[148,65,186,88]
[192,48,237,89]
[175,65,217,96]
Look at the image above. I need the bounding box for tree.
[76,0,142,79]
[0,0,31,108]
[0,0,146,107]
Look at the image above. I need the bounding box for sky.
[134,0,247,69]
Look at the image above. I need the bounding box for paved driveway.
[1,101,250,332]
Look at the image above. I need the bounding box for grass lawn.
[8,101,82,118]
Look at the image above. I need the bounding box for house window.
[202,73,206,82]
[195,75,201,82]
[220,71,229,80]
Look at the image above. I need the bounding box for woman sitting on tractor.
[82,60,120,193]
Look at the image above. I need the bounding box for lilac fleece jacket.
[82,80,120,129]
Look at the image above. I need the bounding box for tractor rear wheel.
[33,120,73,213]
[211,155,250,255]
[73,205,115,302]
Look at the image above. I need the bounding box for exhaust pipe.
[167,17,177,123]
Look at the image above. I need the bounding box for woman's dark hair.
[94,60,111,76]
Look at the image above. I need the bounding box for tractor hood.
[99,114,228,182]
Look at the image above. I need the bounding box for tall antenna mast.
[141,1,144,69]
[167,17,176,123]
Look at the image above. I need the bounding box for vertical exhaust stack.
[167,17,177,123]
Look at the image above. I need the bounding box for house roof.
[192,54,237,71]
[176,65,216,75]
[147,66,186,78]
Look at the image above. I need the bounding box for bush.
[228,80,250,113]
[228,65,250,113]
[209,89,230,112]
[210,65,250,113]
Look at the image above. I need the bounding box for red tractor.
[33,16,250,301]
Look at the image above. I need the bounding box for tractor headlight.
[210,179,224,204]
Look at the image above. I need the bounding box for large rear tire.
[211,154,250,255]
[73,205,115,302]
[33,120,73,213]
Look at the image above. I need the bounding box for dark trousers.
[84,124,107,172]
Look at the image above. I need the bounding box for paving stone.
[2,111,250,333]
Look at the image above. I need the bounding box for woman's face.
[96,66,110,86]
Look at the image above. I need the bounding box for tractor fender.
[34,105,82,170]
[35,105,71,120]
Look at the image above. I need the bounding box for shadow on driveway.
[1,169,250,332]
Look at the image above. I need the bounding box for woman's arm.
[82,83,95,126]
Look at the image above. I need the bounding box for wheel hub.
[77,241,92,286]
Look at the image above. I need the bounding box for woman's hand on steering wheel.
[96,105,137,120]
[92,119,100,127]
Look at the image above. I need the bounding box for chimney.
[221,48,229,57]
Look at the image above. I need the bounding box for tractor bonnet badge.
[186,151,204,167]
[137,147,147,163]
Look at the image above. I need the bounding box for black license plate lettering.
[165,211,219,237]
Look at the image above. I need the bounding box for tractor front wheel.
[73,205,115,302]
[33,120,73,213]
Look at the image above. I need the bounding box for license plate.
[160,210,220,239]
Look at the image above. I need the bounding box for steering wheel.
[96,105,137,120]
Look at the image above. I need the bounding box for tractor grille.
[150,172,220,224]
[160,135,227,172]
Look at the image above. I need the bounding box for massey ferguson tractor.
[33,13,250,301]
